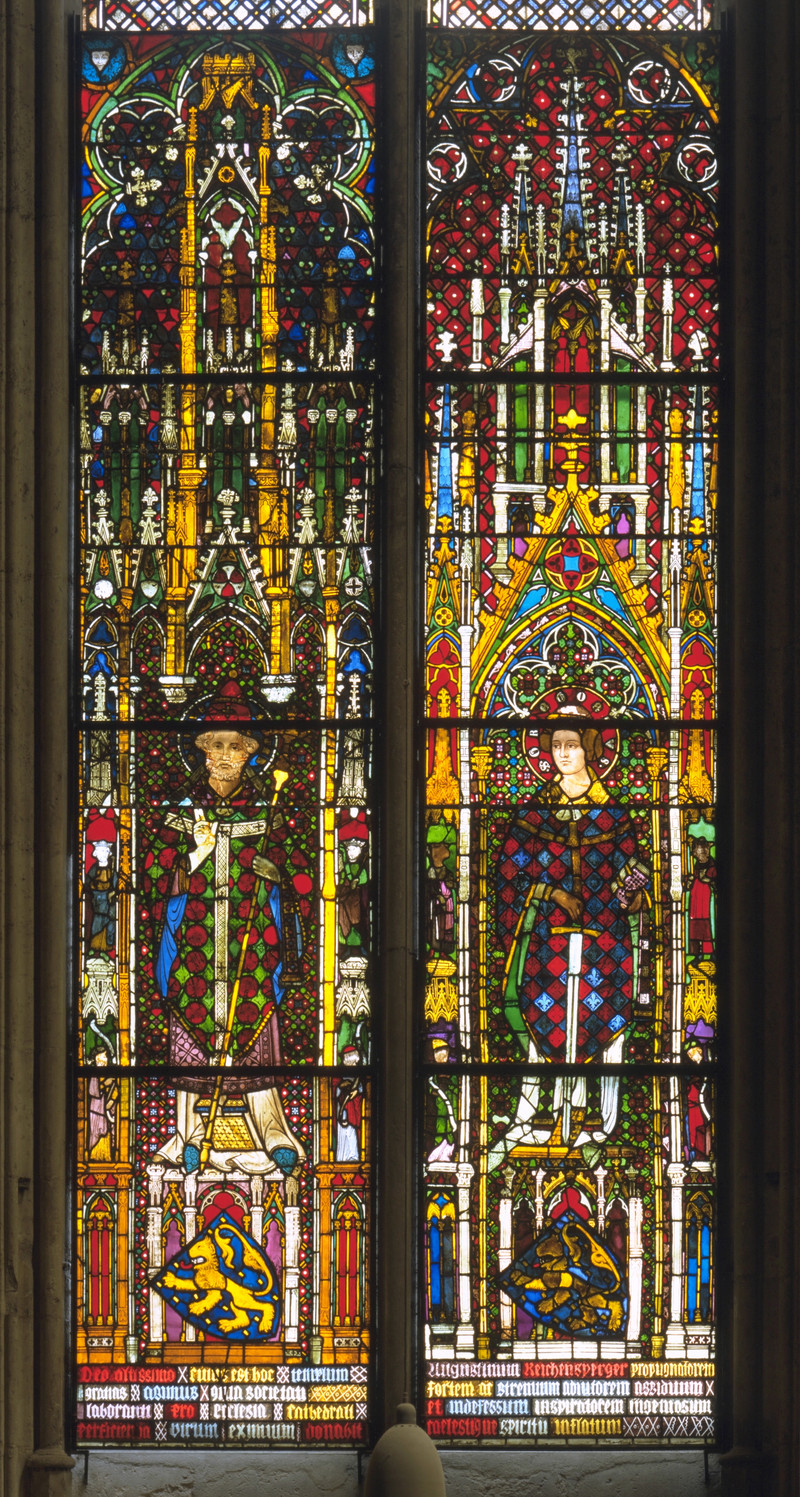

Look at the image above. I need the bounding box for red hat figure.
[148,675,304,1185]
[204,679,254,722]
[195,681,260,764]
[339,810,368,843]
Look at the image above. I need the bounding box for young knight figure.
[492,714,648,1160]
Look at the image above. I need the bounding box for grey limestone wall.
[73,1449,720,1497]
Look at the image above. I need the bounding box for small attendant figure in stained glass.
[426,1031,459,1163]
[87,1048,119,1162]
[684,1018,714,1164]
[86,837,117,955]
[426,824,457,957]
[335,1045,364,1162]
[146,680,304,1176]
[687,835,716,958]
[337,811,369,954]
[491,712,648,1161]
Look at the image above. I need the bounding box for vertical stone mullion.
[723,0,800,1492]
[1,0,39,1491]
[33,0,74,1473]
[763,5,800,1493]
[722,0,766,1483]
[760,4,799,1493]
[374,0,423,1434]
[0,0,74,1492]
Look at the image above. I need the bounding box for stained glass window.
[77,0,722,1458]
[76,24,375,1448]
[422,28,718,1445]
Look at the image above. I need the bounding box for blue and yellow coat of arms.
[499,1208,628,1338]
[152,1211,281,1341]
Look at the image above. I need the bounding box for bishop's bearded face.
[197,729,252,790]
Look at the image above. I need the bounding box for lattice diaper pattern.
[428,0,710,28]
[83,0,371,28]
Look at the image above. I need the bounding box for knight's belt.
[517,819,620,847]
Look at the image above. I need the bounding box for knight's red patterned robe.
[497,776,647,1063]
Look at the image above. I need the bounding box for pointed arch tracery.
[76,16,376,1436]
[423,14,718,1440]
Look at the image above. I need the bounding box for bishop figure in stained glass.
[144,681,304,1176]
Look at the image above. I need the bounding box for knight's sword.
[562,930,583,1144]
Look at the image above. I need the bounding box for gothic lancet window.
[421,0,718,1448]
[77,0,375,1449]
